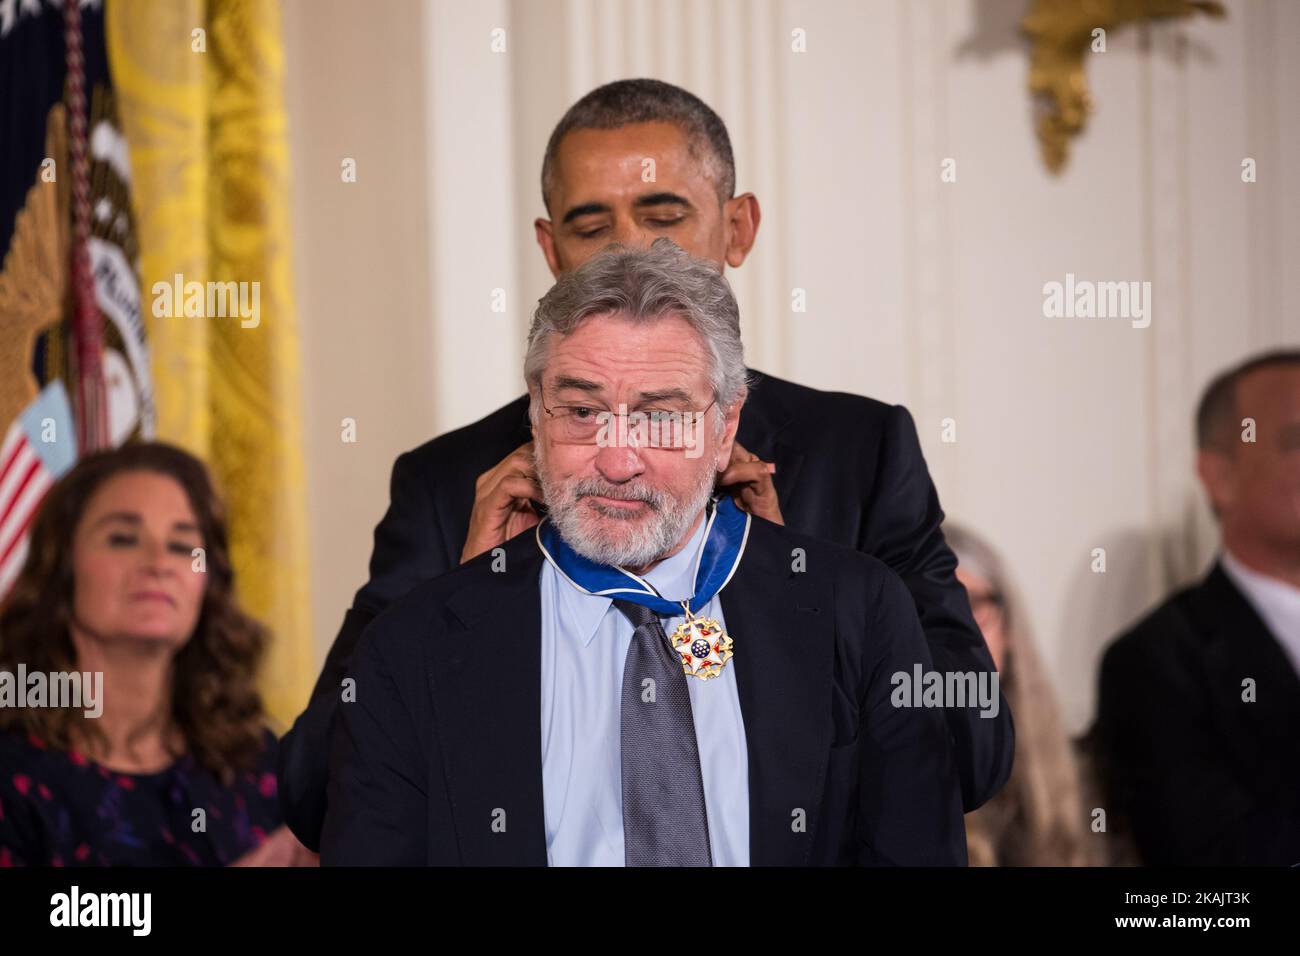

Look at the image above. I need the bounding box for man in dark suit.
[1095,350,1300,865]
[282,78,1012,850]
[320,241,967,865]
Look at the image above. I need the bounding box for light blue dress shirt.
[539,515,750,866]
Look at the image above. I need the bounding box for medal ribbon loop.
[537,496,750,615]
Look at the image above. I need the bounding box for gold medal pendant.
[669,604,733,680]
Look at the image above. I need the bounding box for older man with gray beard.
[320,240,965,866]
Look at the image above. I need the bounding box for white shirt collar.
[1219,549,1300,674]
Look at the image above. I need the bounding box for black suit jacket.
[319,518,967,865]
[1095,562,1300,865]
[282,370,1013,849]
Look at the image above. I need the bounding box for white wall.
[284,0,1299,731]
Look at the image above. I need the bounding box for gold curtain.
[107,0,312,729]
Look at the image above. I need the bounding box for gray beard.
[537,458,717,569]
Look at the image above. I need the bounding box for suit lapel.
[721,520,835,865]
[429,537,548,865]
[1199,564,1300,733]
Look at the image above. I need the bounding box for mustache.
[570,477,667,510]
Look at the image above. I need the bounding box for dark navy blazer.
[320,518,968,866]
[281,370,1013,851]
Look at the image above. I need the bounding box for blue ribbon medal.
[537,495,751,679]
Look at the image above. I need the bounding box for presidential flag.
[0,0,154,600]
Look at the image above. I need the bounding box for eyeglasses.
[538,398,717,448]
[968,590,1006,625]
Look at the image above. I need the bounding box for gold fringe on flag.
[107,0,313,730]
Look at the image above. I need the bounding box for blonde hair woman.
[946,523,1095,866]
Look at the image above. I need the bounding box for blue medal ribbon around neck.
[536,496,751,615]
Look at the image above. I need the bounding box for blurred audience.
[947,523,1097,866]
[1094,350,1300,865]
[0,442,315,866]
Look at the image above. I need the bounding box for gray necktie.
[613,599,713,866]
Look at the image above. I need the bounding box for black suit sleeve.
[279,450,448,851]
[857,567,967,865]
[859,405,1014,812]
[1097,632,1300,865]
[319,623,428,866]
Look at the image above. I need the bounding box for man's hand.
[230,825,319,867]
[718,440,783,525]
[461,442,545,564]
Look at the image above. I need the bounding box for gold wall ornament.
[1022,0,1225,173]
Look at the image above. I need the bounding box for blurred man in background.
[1096,350,1300,865]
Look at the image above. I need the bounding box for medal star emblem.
[669,616,733,680]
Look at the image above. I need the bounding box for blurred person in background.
[947,523,1095,866]
[1095,350,1300,866]
[0,443,315,866]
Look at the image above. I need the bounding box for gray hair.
[540,78,736,213]
[525,239,748,418]
[944,523,1006,599]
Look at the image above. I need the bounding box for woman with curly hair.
[0,442,313,866]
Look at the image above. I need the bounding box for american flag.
[0,382,76,597]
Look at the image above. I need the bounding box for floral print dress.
[0,729,282,866]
